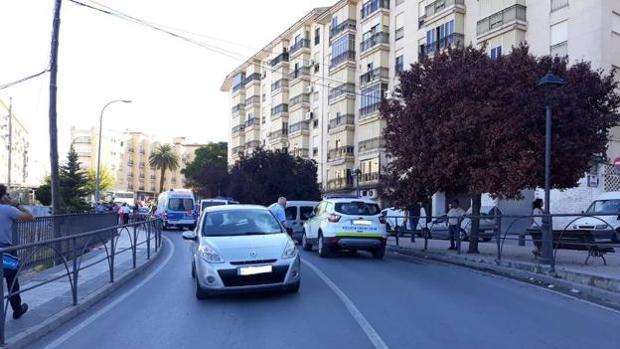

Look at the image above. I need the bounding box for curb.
[5,241,165,349]
[388,245,620,310]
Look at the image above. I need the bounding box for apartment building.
[0,99,29,187]
[222,0,620,208]
[70,128,205,200]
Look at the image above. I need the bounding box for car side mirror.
[182,231,197,240]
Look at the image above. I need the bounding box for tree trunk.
[159,167,166,193]
[467,193,482,254]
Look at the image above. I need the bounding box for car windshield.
[168,198,194,211]
[586,200,620,213]
[201,201,226,210]
[335,202,381,216]
[201,209,283,236]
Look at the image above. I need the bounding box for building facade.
[0,99,29,187]
[70,127,205,201]
[222,0,620,212]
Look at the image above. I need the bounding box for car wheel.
[301,232,313,251]
[195,278,209,300]
[372,247,386,259]
[318,233,331,258]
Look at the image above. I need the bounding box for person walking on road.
[120,203,132,225]
[269,197,288,229]
[531,198,544,256]
[447,200,465,250]
[0,184,33,319]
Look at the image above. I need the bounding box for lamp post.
[537,72,565,268]
[95,99,132,203]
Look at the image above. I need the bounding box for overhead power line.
[0,69,50,91]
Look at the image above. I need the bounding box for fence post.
[71,237,79,306]
[132,225,137,269]
[110,228,115,283]
[456,216,462,254]
[496,211,502,264]
[146,222,151,260]
[0,251,5,346]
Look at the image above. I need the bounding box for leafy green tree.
[84,166,115,196]
[149,144,180,193]
[228,148,321,205]
[181,142,229,197]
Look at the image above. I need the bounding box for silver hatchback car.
[183,205,301,299]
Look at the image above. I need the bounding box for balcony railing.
[329,51,356,70]
[288,120,310,134]
[361,0,390,20]
[358,137,386,152]
[476,3,526,37]
[420,33,465,57]
[270,52,289,67]
[290,39,310,55]
[289,66,310,80]
[246,117,260,127]
[327,177,354,191]
[425,0,464,18]
[244,72,262,85]
[395,27,404,41]
[268,129,288,141]
[360,67,389,85]
[232,83,244,93]
[361,29,389,52]
[328,83,356,102]
[360,102,381,117]
[359,171,380,183]
[271,104,289,117]
[289,93,310,108]
[245,95,260,107]
[232,103,246,114]
[328,114,355,130]
[327,146,355,161]
[232,124,246,135]
[330,19,357,39]
[271,78,289,92]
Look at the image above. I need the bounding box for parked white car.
[566,191,620,242]
[301,198,387,259]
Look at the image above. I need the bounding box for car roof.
[595,192,620,201]
[286,201,319,206]
[324,198,378,204]
[203,204,266,213]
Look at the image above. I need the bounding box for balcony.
[288,120,310,134]
[358,137,386,153]
[424,0,464,19]
[327,177,354,191]
[289,39,310,57]
[328,114,355,132]
[361,0,390,21]
[360,29,389,53]
[270,52,289,67]
[271,104,289,118]
[329,51,356,71]
[245,95,260,108]
[360,67,389,86]
[232,124,246,135]
[246,117,260,128]
[419,33,465,57]
[271,78,289,93]
[232,83,244,93]
[292,148,310,158]
[232,103,246,114]
[289,66,310,82]
[289,93,310,110]
[268,129,288,141]
[328,83,356,103]
[73,136,91,144]
[327,146,355,162]
[330,19,356,40]
[360,102,381,118]
[476,3,526,37]
[359,172,380,186]
[231,145,245,155]
[244,72,261,86]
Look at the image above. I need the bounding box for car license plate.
[353,220,371,225]
[238,265,272,276]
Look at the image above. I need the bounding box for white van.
[284,201,319,242]
[157,189,197,230]
[568,191,620,242]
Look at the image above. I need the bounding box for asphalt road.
[27,230,620,349]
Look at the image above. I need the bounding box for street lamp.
[95,99,132,204]
[537,71,565,268]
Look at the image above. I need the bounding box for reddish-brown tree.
[381,45,620,253]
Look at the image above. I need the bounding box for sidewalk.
[387,235,620,305]
[3,229,161,349]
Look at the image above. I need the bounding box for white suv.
[301,198,387,259]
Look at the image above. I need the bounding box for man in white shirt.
[447,199,465,250]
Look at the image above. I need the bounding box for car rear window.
[168,198,194,211]
[335,202,381,216]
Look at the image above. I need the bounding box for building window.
[612,11,620,35]
[395,55,404,73]
[313,119,319,129]
[550,20,568,57]
[550,0,569,12]
[490,46,502,60]
[395,13,404,41]
[314,27,321,45]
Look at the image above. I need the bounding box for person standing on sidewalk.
[0,184,33,319]
[120,203,131,225]
[406,202,421,243]
[447,199,465,250]
[531,198,544,255]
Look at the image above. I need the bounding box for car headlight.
[281,239,298,259]
[595,224,610,230]
[199,245,224,264]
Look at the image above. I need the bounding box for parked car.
[284,201,319,242]
[199,198,239,212]
[381,208,406,234]
[182,205,301,299]
[428,206,500,242]
[565,192,620,242]
[302,198,387,258]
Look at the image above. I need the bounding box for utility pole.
[7,98,12,189]
[49,0,63,214]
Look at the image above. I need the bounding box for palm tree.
[149,144,180,193]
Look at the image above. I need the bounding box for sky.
[0,0,335,184]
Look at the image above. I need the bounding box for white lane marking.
[302,259,390,349]
[42,236,175,349]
